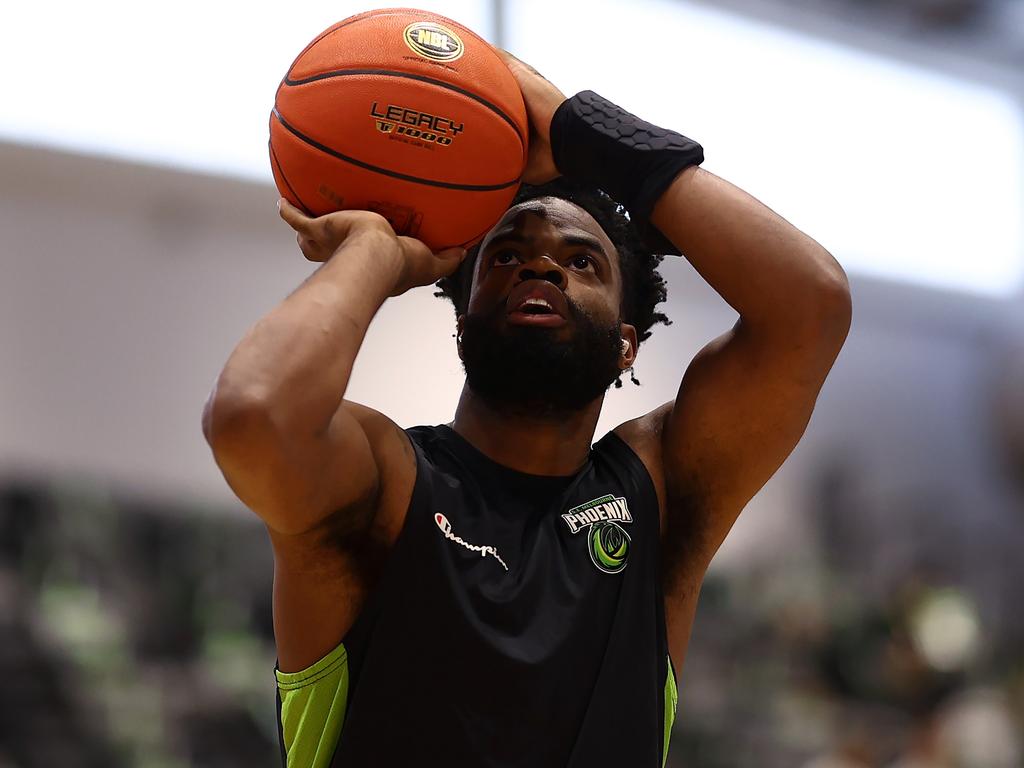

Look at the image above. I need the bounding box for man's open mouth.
[506,283,569,327]
[517,298,556,315]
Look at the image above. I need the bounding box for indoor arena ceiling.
[684,0,1024,77]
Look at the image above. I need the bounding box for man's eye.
[570,255,594,270]
[492,250,519,266]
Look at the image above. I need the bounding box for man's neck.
[450,385,602,476]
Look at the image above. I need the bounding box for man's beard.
[460,298,623,417]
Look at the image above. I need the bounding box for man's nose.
[515,254,567,289]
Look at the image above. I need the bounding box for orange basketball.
[269,8,529,251]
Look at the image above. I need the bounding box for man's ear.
[456,315,465,361]
[619,323,638,369]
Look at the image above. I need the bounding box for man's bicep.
[208,397,385,536]
[661,320,829,558]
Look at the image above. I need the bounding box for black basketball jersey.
[326,423,675,767]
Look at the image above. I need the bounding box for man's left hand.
[498,50,566,185]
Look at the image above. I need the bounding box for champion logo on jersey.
[561,494,633,574]
[434,512,509,571]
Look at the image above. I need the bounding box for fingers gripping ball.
[270,8,529,251]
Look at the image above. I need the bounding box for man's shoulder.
[610,402,673,528]
[339,401,419,513]
[610,402,671,458]
[341,402,426,460]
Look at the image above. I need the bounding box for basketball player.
[203,52,851,767]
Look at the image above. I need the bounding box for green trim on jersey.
[663,657,678,768]
[274,645,676,766]
[276,641,350,768]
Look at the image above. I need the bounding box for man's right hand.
[278,200,467,297]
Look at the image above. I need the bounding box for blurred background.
[2,0,1023,766]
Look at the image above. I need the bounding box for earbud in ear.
[621,339,630,355]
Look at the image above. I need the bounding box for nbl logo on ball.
[403,21,465,62]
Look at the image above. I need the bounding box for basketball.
[269,8,529,251]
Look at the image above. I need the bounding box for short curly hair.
[435,178,672,361]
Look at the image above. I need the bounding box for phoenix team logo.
[561,494,632,574]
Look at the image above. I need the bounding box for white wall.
[0,142,729,496]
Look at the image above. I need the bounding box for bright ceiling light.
[0,1,488,178]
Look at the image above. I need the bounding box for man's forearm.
[208,229,404,435]
[651,167,850,336]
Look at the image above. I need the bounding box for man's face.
[458,197,636,417]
